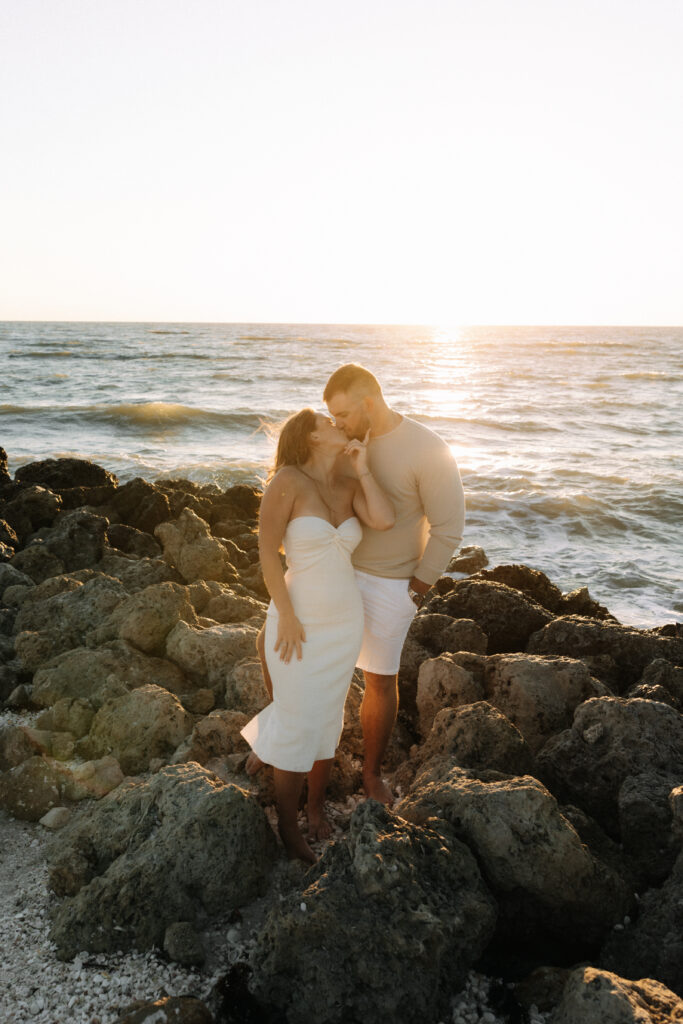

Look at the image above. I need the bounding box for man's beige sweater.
[352,416,465,585]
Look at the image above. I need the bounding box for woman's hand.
[274,610,306,663]
[344,429,371,478]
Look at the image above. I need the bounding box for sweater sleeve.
[414,439,465,585]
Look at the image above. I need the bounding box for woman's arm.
[258,469,306,662]
[347,432,395,531]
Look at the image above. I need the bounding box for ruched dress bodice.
[241,516,365,772]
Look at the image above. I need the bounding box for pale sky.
[1,0,682,324]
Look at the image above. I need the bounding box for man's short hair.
[323,363,382,402]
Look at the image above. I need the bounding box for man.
[323,363,465,804]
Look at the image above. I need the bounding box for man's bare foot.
[307,807,333,841]
[363,774,394,806]
[245,752,265,776]
[278,821,317,864]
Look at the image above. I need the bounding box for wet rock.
[0,755,62,820]
[549,966,683,1023]
[601,849,683,998]
[473,563,565,613]
[155,509,239,584]
[536,697,683,839]
[48,763,277,958]
[163,921,205,967]
[166,621,259,687]
[78,683,192,775]
[527,616,683,692]
[447,545,489,573]
[248,800,497,1024]
[560,587,615,621]
[399,766,631,951]
[114,996,214,1024]
[32,639,186,707]
[429,579,552,654]
[89,581,199,656]
[109,477,172,534]
[15,457,117,491]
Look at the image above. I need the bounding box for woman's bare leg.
[274,767,316,863]
[306,758,334,840]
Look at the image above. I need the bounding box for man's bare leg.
[306,758,334,840]
[274,767,316,863]
[360,671,398,805]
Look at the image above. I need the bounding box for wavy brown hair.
[268,408,318,480]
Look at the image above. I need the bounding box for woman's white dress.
[240,515,364,772]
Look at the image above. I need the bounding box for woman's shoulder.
[265,465,307,494]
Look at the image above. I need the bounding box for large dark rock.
[527,616,683,692]
[248,800,497,1024]
[399,764,632,956]
[1,485,63,542]
[106,524,162,559]
[48,763,277,959]
[428,579,553,654]
[27,510,108,572]
[0,447,10,487]
[15,457,117,491]
[109,478,172,535]
[536,697,683,845]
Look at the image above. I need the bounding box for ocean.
[1,321,681,629]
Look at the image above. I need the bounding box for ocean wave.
[0,401,279,431]
[8,350,74,358]
[146,329,191,335]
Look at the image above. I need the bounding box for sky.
[1,0,682,325]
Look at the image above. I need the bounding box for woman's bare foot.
[245,751,265,776]
[307,806,333,841]
[363,773,394,806]
[278,820,317,864]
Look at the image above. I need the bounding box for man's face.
[326,390,370,440]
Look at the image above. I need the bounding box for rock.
[203,589,267,625]
[15,574,129,669]
[248,800,497,1024]
[416,653,485,737]
[447,545,489,573]
[560,587,615,621]
[40,806,71,829]
[172,709,249,766]
[114,996,214,1024]
[618,770,681,885]
[109,477,172,534]
[166,621,259,687]
[515,966,574,1014]
[429,579,553,654]
[223,656,270,716]
[1,484,63,541]
[0,446,10,487]
[180,688,215,715]
[5,683,32,709]
[98,552,185,592]
[639,657,683,704]
[89,581,199,656]
[155,509,239,584]
[15,457,117,491]
[106,523,162,558]
[0,559,27,597]
[548,966,683,1023]
[626,681,680,709]
[30,509,109,572]
[0,539,15,561]
[0,755,62,820]
[78,684,192,774]
[60,755,124,801]
[36,697,95,738]
[48,763,277,958]
[399,766,631,952]
[10,543,65,583]
[527,616,683,692]
[163,921,205,967]
[601,849,683,998]
[536,697,683,839]
[474,563,565,613]
[32,640,187,708]
[57,483,118,509]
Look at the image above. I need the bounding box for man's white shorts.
[354,570,417,676]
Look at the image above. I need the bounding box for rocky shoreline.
[1,447,682,1024]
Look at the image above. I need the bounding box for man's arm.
[413,438,465,588]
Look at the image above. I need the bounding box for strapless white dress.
[240,515,364,772]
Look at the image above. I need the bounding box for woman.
[241,408,395,863]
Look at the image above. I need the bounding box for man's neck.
[369,405,401,439]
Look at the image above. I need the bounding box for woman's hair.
[269,407,318,478]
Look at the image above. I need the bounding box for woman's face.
[313,414,347,450]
